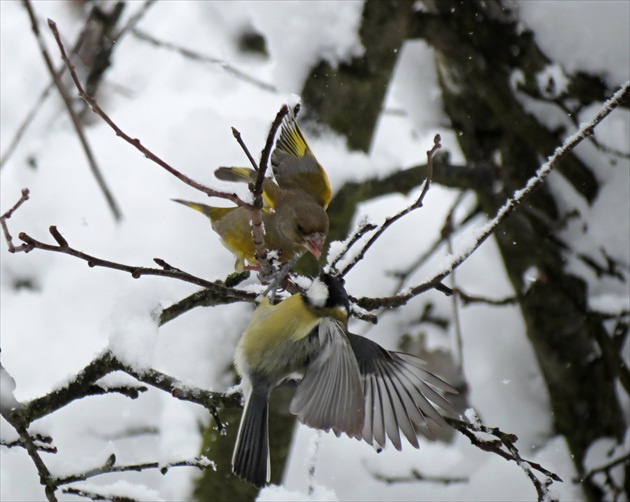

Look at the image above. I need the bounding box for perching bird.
[232,273,456,487]
[215,110,332,210]
[172,198,328,271]
[176,111,331,271]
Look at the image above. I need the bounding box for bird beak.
[302,232,325,260]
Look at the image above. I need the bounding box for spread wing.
[347,332,457,451]
[290,318,364,438]
[271,114,332,209]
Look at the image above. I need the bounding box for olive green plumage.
[232,274,457,487]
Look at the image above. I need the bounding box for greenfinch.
[177,112,331,271]
[232,273,456,487]
[172,198,327,271]
[215,111,332,210]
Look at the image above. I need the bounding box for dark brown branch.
[434,283,518,307]
[340,135,442,277]
[159,271,251,326]
[47,18,252,210]
[15,226,255,303]
[1,409,58,501]
[23,1,122,222]
[353,82,630,311]
[0,434,57,454]
[251,105,291,279]
[131,27,276,92]
[62,487,135,502]
[447,417,562,502]
[1,188,31,253]
[1,1,155,170]
[18,350,241,429]
[372,468,467,485]
[56,453,213,486]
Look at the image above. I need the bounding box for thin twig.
[55,453,214,485]
[0,435,57,454]
[131,27,277,92]
[433,282,517,306]
[372,468,467,485]
[445,206,464,372]
[23,1,122,222]
[0,80,55,168]
[328,221,378,270]
[113,0,156,39]
[47,18,252,210]
[341,135,441,277]
[242,105,290,279]
[2,2,154,169]
[17,350,242,429]
[0,412,58,501]
[62,487,134,502]
[14,226,255,303]
[1,188,31,253]
[354,81,630,311]
[448,416,561,502]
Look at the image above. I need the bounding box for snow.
[517,0,630,86]
[305,276,329,308]
[1,1,628,501]
[258,482,339,502]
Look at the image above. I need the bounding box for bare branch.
[113,0,156,40]
[354,81,630,312]
[14,226,255,303]
[159,271,251,326]
[1,188,31,253]
[46,18,253,210]
[1,409,57,501]
[578,452,629,502]
[56,453,214,485]
[12,350,241,429]
[434,282,518,307]
[246,105,290,279]
[62,487,135,502]
[340,134,441,277]
[131,27,276,92]
[372,468,467,485]
[448,416,562,502]
[328,221,377,270]
[0,434,57,454]
[22,0,122,222]
[1,1,156,170]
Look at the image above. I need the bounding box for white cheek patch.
[306,277,329,308]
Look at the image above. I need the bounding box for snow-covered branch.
[355,80,630,312]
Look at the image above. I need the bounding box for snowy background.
[1,1,628,500]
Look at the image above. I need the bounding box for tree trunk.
[410,2,626,499]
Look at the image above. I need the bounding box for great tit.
[232,273,456,487]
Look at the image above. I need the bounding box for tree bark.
[410,2,626,499]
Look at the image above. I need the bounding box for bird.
[215,109,332,210]
[175,111,331,271]
[232,273,456,487]
[172,198,328,271]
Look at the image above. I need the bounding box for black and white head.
[303,273,350,315]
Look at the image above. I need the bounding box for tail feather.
[232,388,270,488]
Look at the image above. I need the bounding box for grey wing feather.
[290,319,365,438]
[347,332,456,450]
